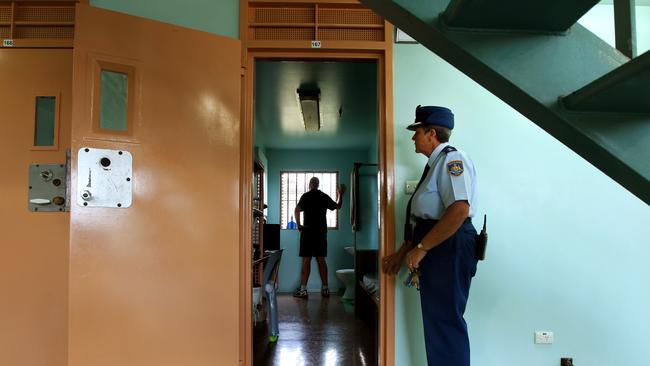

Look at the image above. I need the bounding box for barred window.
[280,171,339,229]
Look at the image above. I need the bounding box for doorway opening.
[250,59,380,365]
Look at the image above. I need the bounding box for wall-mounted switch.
[534,331,554,344]
[405,180,419,194]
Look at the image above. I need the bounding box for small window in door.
[92,60,135,136]
[99,70,129,131]
[33,96,57,146]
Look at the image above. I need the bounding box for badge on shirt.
[447,160,464,176]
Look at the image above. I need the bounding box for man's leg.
[294,230,311,298]
[316,256,330,297]
[293,257,311,298]
[315,257,328,287]
[300,256,312,286]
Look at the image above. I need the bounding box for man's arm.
[294,206,303,230]
[335,184,347,209]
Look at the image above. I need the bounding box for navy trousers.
[414,220,478,366]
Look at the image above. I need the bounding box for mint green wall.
[266,148,376,293]
[90,0,239,38]
[393,43,650,366]
[579,4,650,55]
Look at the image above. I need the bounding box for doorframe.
[238,32,396,366]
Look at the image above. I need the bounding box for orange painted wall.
[0,49,72,366]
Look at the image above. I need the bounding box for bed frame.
[354,249,379,325]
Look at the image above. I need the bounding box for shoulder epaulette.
[442,145,457,153]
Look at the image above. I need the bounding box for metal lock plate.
[28,163,67,212]
[77,147,132,208]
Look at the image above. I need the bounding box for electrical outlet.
[534,331,554,344]
[405,180,419,194]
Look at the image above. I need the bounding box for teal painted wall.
[90,0,239,39]
[266,148,379,293]
[393,43,650,366]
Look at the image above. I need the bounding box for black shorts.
[299,229,328,257]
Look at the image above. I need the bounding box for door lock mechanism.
[28,163,68,212]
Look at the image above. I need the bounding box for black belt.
[414,217,472,226]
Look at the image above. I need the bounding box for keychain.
[403,268,421,291]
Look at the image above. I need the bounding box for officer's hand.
[406,247,427,270]
[382,251,405,275]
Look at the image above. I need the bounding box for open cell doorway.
[251,59,381,365]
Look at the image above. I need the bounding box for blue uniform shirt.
[411,142,477,220]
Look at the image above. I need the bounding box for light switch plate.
[406,180,419,194]
[535,331,554,344]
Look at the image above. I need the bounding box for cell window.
[99,70,129,131]
[33,96,56,146]
[280,171,339,229]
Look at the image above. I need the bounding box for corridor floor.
[253,293,377,366]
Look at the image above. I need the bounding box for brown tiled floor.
[253,293,377,366]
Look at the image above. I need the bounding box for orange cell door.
[69,4,241,366]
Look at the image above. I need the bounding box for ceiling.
[253,60,378,150]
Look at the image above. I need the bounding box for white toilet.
[335,269,355,300]
[336,246,356,301]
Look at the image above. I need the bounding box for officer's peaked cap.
[406,105,454,131]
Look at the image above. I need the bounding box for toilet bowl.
[335,269,355,300]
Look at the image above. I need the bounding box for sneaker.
[293,288,308,299]
[321,287,330,298]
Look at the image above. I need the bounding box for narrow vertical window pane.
[100,70,128,131]
[34,96,56,146]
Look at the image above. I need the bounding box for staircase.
[361,0,650,204]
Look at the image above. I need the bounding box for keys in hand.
[403,268,421,291]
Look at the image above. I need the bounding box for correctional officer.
[382,105,478,366]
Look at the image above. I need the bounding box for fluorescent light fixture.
[297,88,320,131]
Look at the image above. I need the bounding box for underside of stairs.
[361,0,650,204]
